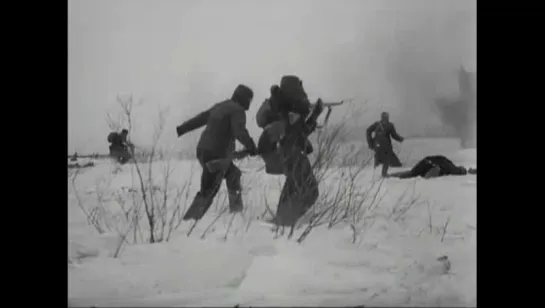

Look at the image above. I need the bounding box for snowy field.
[68,138,476,307]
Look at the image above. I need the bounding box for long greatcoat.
[366,121,403,168]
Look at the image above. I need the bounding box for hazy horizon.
[68,0,476,155]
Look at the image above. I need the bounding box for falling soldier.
[176,84,258,221]
[366,112,404,177]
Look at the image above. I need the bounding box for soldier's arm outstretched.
[231,109,257,153]
[389,124,404,143]
[366,122,378,149]
[176,109,211,137]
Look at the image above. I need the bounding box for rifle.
[311,99,351,128]
[313,101,345,107]
[205,149,254,173]
[277,99,347,148]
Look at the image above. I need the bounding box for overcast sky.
[68,0,476,154]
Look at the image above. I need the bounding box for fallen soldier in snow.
[388,155,476,179]
[67,161,95,169]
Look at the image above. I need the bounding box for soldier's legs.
[381,163,389,177]
[303,170,319,212]
[224,163,243,213]
[118,151,131,165]
[109,147,123,168]
[109,146,119,161]
[373,147,389,177]
[183,150,224,221]
[290,170,319,225]
[121,147,132,164]
[388,170,416,179]
[275,152,318,226]
[109,145,131,165]
[274,149,297,226]
[275,175,295,226]
[296,154,318,212]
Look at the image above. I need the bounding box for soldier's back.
[197,99,243,157]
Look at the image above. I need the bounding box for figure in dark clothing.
[389,155,477,179]
[256,75,321,227]
[108,129,133,165]
[176,84,258,221]
[366,112,404,177]
[256,83,315,171]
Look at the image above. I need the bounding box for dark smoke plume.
[378,2,476,145]
[433,68,476,148]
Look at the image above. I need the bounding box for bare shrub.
[248,103,393,243]
[258,101,425,245]
[160,99,423,245]
[69,94,196,257]
[199,204,230,240]
[70,169,108,234]
[274,124,351,239]
[388,179,423,222]
[417,201,452,242]
[110,95,194,244]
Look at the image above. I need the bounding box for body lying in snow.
[388,155,476,179]
[67,161,95,169]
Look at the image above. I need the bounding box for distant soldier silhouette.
[107,129,133,165]
[366,112,404,177]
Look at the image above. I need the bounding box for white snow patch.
[68,141,476,307]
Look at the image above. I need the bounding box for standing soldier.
[366,112,404,177]
[255,75,322,228]
[176,84,258,221]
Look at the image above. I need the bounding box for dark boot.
[275,198,303,227]
[183,193,211,221]
[381,163,389,177]
[228,190,243,213]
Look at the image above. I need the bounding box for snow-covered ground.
[68,138,476,307]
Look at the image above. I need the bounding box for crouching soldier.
[255,75,322,227]
[366,112,404,177]
[107,129,133,165]
[176,84,258,221]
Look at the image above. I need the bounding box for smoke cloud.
[326,0,476,143]
[68,0,476,154]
